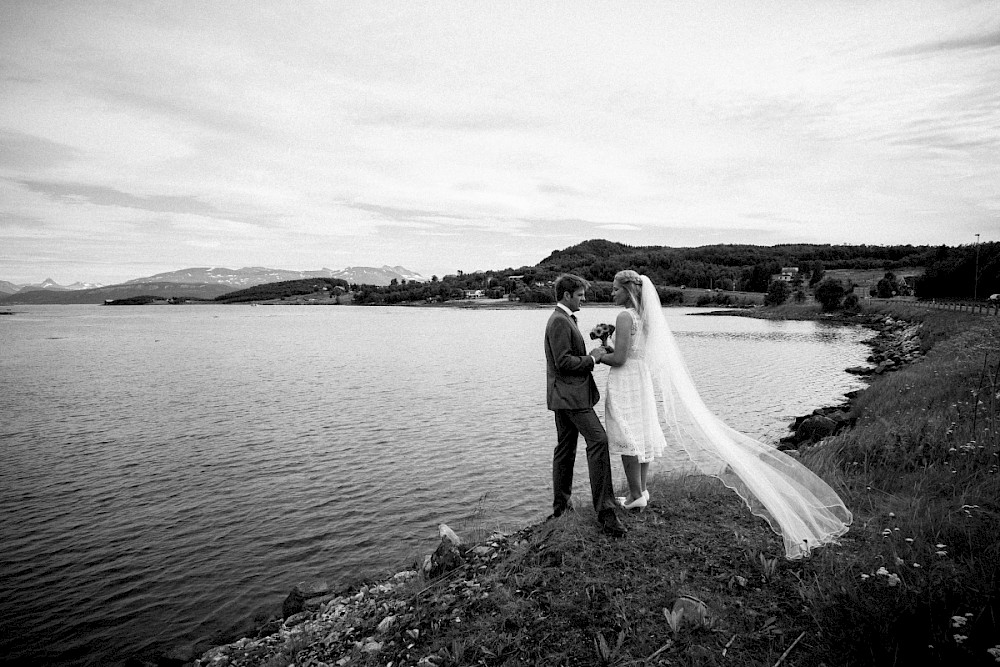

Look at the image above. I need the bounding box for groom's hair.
[554,274,589,300]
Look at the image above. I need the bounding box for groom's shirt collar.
[557,303,576,318]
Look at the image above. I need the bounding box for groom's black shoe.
[598,509,628,538]
[547,504,575,521]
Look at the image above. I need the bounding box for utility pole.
[974,233,980,300]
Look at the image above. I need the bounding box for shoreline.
[174,306,928,667]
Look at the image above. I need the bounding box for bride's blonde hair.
[614,270,643,312]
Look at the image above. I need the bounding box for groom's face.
[564,287,586,312]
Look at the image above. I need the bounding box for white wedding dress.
[609,277,852,560]
[606,308,668,464]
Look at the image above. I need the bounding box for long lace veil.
[637,276,852,559]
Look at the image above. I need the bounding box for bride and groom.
[544,271,852,557]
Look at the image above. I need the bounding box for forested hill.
[536,240,936,292]
[214,277,350,303]
[347,240,997,305]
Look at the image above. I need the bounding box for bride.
[596,270,852,559]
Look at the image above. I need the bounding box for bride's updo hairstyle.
[614,270,644,312]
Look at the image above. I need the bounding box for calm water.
[0,304,871,665]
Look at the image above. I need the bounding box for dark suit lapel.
[563,308,584,353]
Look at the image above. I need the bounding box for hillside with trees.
[534,240,934,291]
[914,241,999,300]
[347,240,947,305]
[205,240,998,306]
[214,277,351,303]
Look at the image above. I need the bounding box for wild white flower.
[876,567,889,576]
[886,573,900,587]
[905,538,914,543]
[936,544,947,549]
[937,551,948,557]
[881,528,892,537]
[987,646,1000,661]
[895,557,905,565]
[860,573,870,580]
[954,634,968,644]
[888,512,896,518]
[913,563,922,568]
[951,616,968,628]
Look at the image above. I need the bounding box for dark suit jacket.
[544,307,600,410]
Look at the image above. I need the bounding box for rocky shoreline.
[189,524,538,667]
[157,310,926,667]
[778,313,923,451]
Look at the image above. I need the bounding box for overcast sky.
[1,1,998,285]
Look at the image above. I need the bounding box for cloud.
[17,179,224,216]
[537,182,583,195]
[14,179,281,227]
[886,27,1000,56]
[742,212,806,225]
[352,108,550,132]
[344,201,472,222]
[0,131,79,170]
[596,224,642,232]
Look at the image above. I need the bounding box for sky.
[1,1,998,285]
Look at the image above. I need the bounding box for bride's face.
[612,281,629,306]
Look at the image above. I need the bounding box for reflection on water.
[0,305,870,665]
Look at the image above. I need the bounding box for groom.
[544,274,628,537]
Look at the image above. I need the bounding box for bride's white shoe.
[623,495,647,509]
[643,490,650,502]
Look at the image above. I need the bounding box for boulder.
[281,579,330,619]
[426,537,464,579]
[281,587,305,619]
[439,523,462,546]
[425,523,465,579]
[796,415,837,443]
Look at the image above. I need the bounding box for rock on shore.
[779,314,924,451]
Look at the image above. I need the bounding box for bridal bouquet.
[589,323,615,346]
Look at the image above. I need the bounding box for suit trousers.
[552,408,618,515]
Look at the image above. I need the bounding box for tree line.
[913,241,999,300]
[211,240,999,305]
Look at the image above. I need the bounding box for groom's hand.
[589,346,605,363]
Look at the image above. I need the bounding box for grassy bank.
[195,303,999,667]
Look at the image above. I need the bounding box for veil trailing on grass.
[637,276,852,559]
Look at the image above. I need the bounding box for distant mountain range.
[0,265,426,304]
[124,265,426,288]
[0,278,105,294]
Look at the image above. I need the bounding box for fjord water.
[0,305,871,665]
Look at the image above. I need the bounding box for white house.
[771,267,801,283]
